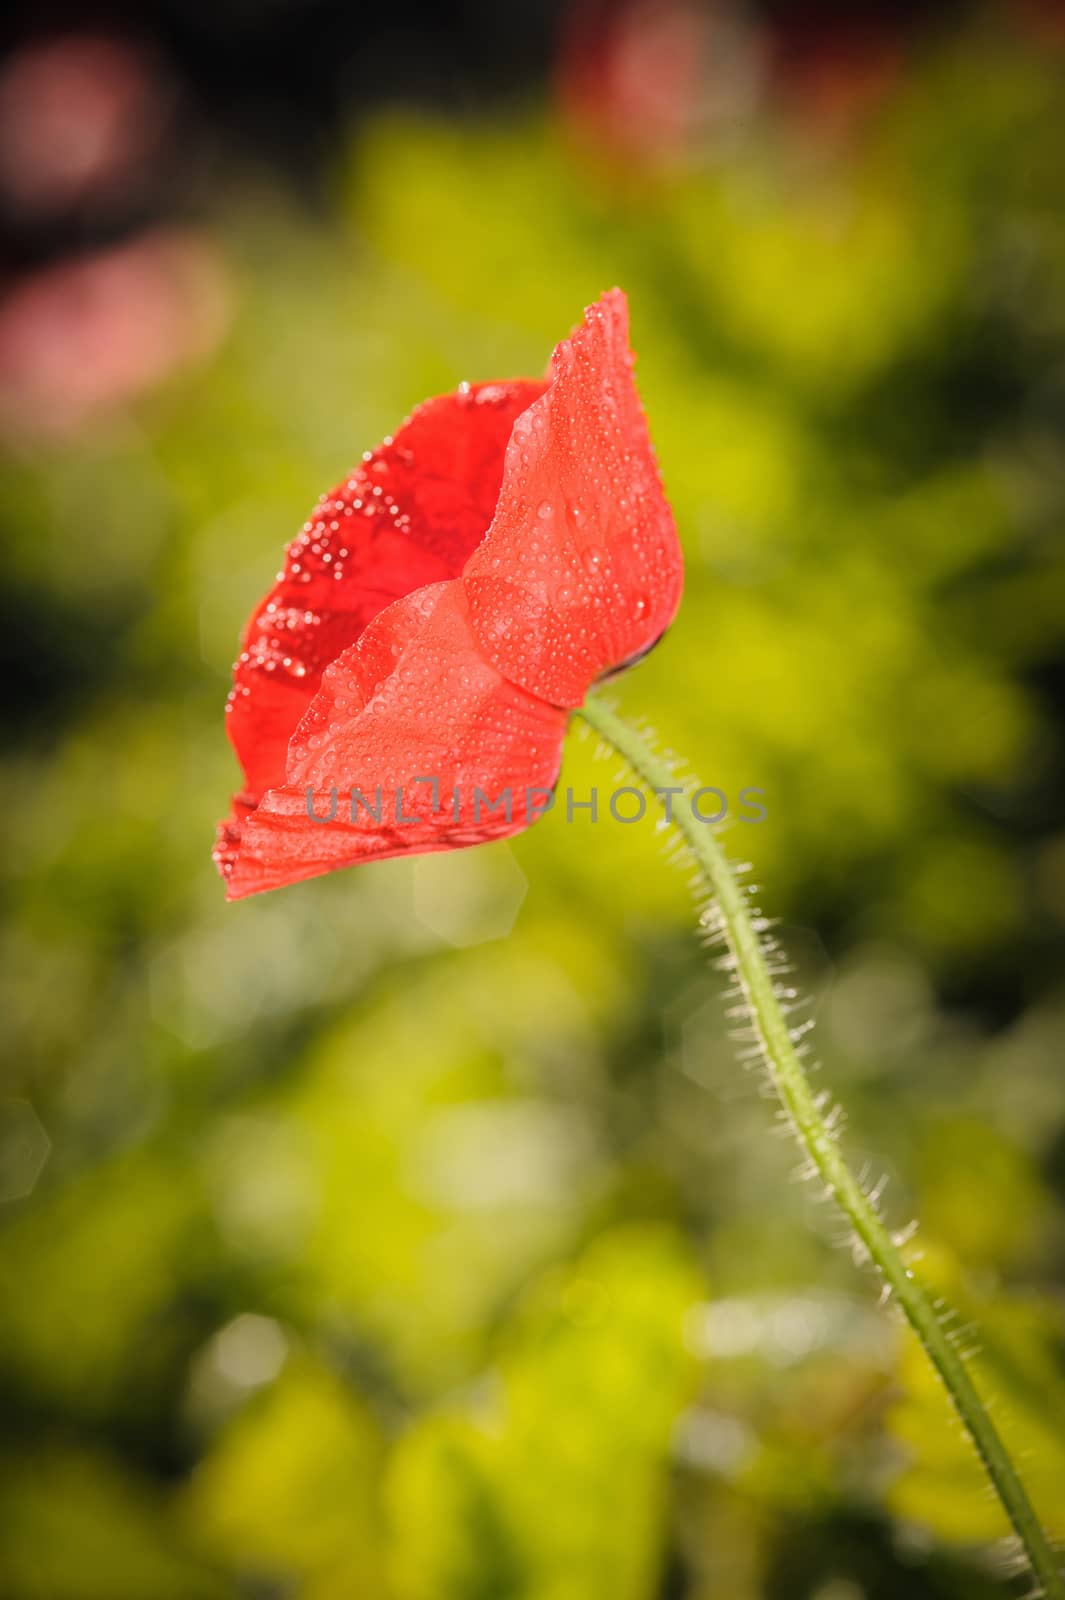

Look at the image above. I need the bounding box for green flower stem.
[577,692,1063,1600]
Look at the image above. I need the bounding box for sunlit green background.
[3,10,1065,1598]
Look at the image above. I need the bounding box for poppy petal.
[217,580,568,900]
[226,378,547,805]
[462,288,681,707]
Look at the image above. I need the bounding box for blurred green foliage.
[2,13,1065,1599]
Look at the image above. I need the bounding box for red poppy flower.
[216,288,682,899]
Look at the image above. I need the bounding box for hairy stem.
[577,692,1062,1599]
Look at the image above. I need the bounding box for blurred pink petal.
[0,229,229,441]
[0,33,170,215]
[559,0,729,167]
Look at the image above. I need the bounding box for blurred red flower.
[216,289,682,899]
